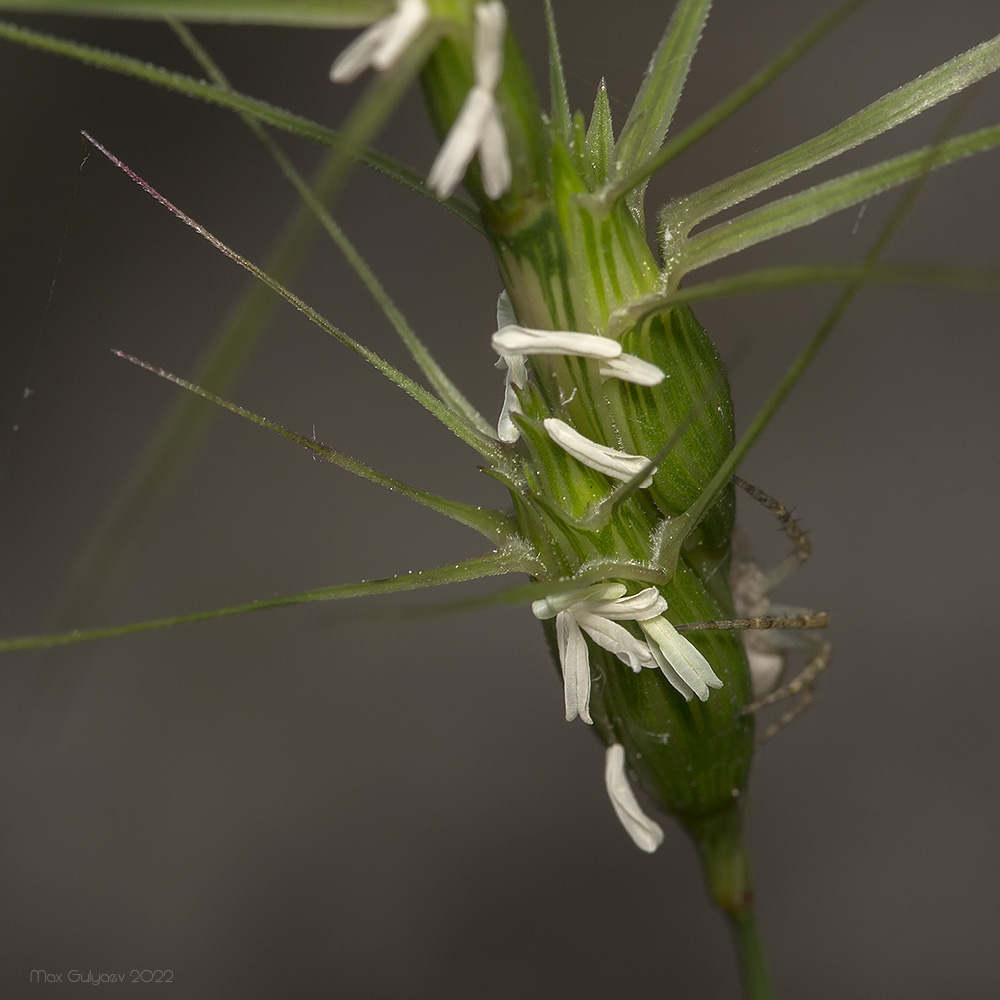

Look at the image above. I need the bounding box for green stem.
[686,804,776,1000]
[727,905,774,1000]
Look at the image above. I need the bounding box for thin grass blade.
[171,20,493,436]
[0,19,483,230]
[612,264,1000,330]
[543,0,571,144]
[599,0,866,206]
[670,31,1000,232]
[0,549,536,654]
[58,153,334,623]
[612,0,712,220]
[0,0,393,27]
[584,79,614,186]
[115,350,516,542]
[680,122,1000,274]
[674,96,977,546]
[81,132,504,462]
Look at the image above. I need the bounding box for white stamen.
[492,325,621,360]
[543,418,656,487]
[495,353,527,443]
[428,88,499,196]
[556,610,592,723]
[531,583,625,619]
[488,292,665,440]
[638,616,723,702]
[471,0,505,89]
[574,612,656,673]
[598,353,666,386]
[494,290,526,442]
[534,586,620,723]
[604,744,664,853]
[584,585,667,622]
[330,0,430,82]
[477,102,511,198]
[427,2,511,200]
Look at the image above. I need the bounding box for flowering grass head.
[2,2,1000,995]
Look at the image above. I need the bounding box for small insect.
[676,474,832,743]
[731,476,831,741]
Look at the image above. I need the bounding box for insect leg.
[726,476,831,741]
[743,636,832,742]
[733,474,811,589]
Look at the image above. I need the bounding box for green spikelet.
[420,3,754,833]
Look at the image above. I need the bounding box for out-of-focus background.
[1,1,998,996]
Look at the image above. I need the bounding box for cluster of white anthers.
[331,0,512,201]
[535,584,721,851]
[532,583,723,725]
[491,293,666,483]
[329,0,430,82]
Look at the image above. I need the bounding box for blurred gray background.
[1,1,998,996]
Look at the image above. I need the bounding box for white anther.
[638,616,723,702]
[604,744,664,853]
[492,325,621,360]
[543,418,656,487]
[533,584,663,722]
[427,2,511,200]
[598,353,666,386]
[330,0,430,82]
[531,583,625,620]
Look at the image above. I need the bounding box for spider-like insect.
[676,475,831,743]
